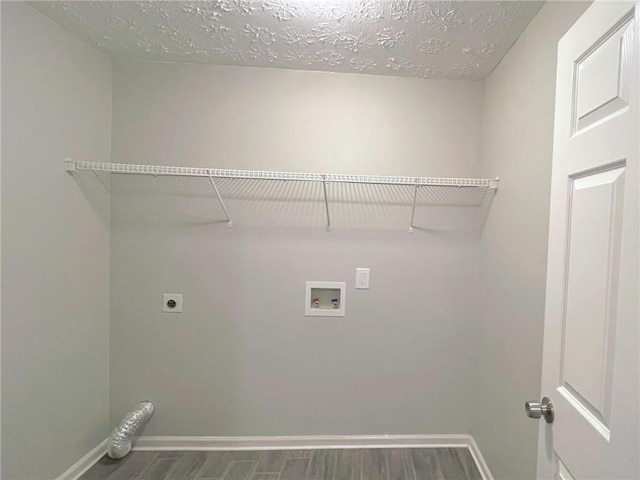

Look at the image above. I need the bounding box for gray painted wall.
[110,62,484,436]
[1,3,112,479]
[473,2,590,479]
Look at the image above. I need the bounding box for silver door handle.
[525,397,554,423]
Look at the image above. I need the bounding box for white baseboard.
[133,434,470,451]
[467,436,494,480]
[55,438,108,480]
[133,434,493,480]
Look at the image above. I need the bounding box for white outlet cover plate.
[356,268,370,289]
[163,294,183,313]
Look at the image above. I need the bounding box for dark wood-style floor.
[79,448,482,480]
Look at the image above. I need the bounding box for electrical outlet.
[355,268,370,289]
[163,294,183,313]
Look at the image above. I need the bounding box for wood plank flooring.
[79,448,482,480]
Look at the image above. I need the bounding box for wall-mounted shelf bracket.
[408,183,419,233]
[322,175,331,232]
[64,158,77,172]
[208,177,233,227]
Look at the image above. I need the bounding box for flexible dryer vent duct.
[107,401,155,459]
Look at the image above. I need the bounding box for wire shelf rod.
[208,177,233,228]
[322,175,331,232]
[409,184,419,234]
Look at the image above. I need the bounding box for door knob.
[525,397,554,423]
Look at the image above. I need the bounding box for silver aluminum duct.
[107,401,155,459]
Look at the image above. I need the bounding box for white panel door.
[537,1,639,479]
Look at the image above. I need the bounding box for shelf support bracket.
[322,175,331,232]
[64,158,76,173]
[409,183,419,233]
[209,177,232,228]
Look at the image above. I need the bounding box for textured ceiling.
[31,1,543,79]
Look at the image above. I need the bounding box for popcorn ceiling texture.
[32,0,543,79]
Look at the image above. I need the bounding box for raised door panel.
[574,16,634,133]
[559,165,625,440]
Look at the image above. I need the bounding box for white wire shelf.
[65,159,499,232]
